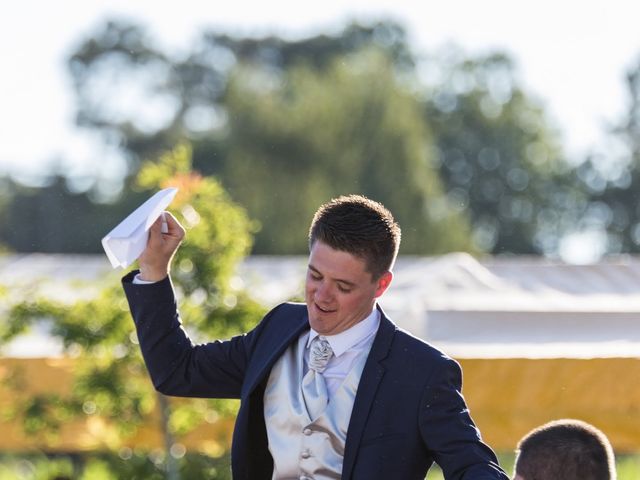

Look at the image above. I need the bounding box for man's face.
[305,240,392,335]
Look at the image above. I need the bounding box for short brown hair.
[515,419,615,480]
[308,195,401,279]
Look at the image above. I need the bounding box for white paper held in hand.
[101,187,178,269]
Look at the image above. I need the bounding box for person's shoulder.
[268,301,307,316]
[383,316,457,367]
[379,316,463,388]
[261,302,308,327]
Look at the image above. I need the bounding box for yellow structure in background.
[1,356,639,453]
[460,357,640,452]
[0,357,234,455]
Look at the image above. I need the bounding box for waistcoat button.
[303,428,312,436]
[301,449,311,459]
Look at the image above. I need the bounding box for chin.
[307,317,323,331]
[308,317,331,335]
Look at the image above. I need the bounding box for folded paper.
[101,187,178,269]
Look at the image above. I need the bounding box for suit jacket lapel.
[242,305,310,398]
[342,306,396,479]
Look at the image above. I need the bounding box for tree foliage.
[0,18,590,256]
[60,19,478,255]
[422,49,583,254]
[570,57,640,253]
[0,175,150,253]
[219,49,474,254]
[66,20,414,166]
[0,145,265,475]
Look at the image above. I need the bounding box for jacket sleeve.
[419,357,509,480]
[122,271,265,399]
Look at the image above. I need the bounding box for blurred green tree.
[0,144,264,479]
[570,56,640,254]
[220,49,473,254]
[64,19,473,254]
[422,49,583,254]
[62,18,582,255]
[0,175,149,253]
[0,18,586,256]
[66,19,414,168]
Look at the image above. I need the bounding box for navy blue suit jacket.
[123,272,508,480]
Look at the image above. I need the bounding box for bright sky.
[2,0,640,184]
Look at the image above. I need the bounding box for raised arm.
[123,272,252,399]
[123,211,250,399]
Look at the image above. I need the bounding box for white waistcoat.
[264,332,369,480]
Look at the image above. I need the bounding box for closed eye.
[308,270,322,281]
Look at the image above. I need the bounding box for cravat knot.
[309,336,333,373]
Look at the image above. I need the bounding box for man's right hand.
[137,211,185,282]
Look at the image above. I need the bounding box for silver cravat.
[302,336,334,421]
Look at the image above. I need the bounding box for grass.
[1,450,637,478]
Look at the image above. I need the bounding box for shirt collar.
[307,306,381,358]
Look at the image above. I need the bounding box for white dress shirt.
[305,308,380,397]
[132,274,156,285]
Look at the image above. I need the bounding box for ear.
[374,271,393,298]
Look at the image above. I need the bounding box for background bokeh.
[2,2,640,479]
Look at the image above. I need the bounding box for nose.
[314,281,334,304]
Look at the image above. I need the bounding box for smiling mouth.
[315,303,336,314]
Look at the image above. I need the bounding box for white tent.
[2,253,640,359]
[385,253,640,358]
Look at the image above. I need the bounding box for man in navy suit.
[123,194,508,479]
